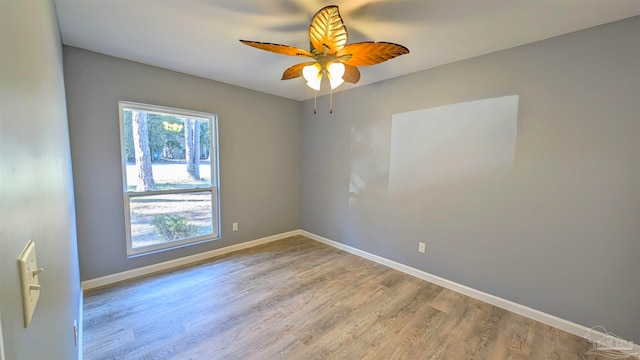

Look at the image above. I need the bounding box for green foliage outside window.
[151,214,197,241]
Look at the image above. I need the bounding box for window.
[119,101,220,256]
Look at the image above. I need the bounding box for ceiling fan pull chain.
[329,88,333,114]
[314,91,317,114]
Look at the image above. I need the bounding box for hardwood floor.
[83,236,634,359]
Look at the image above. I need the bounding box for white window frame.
[118,101,220,256]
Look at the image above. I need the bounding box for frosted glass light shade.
[303,63,322,91]
[327,62,345,89]
[329,78,344,89]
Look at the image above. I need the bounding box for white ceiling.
[54,0,640,101]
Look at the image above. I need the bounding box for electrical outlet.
[0,311,5,360]
[418,242,426,253]
[232,222,238,231]
[73,320,78,348]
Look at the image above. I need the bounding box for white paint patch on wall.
[388,95,519,195]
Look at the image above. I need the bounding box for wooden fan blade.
[309,5,348,54]
[240,40,313,58]
[337,42,409,66]
[342,64,360,84]
[282,62,316,80]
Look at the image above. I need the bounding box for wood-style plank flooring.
[83,236,634,359]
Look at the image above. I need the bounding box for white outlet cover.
[18,241,42,327]
[0,311,5,360]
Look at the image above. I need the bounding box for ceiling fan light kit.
[240,5,409,113]
[302,63,322,91]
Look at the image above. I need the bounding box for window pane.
[122,109,212,191]
[124,161,212,191]
[128,191,214,249]
[120,101,219,256]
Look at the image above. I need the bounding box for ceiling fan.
[240,5,409,113]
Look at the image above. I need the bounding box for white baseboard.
[81,230,301,290]
[300,230,640,354]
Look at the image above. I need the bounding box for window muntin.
[119,101,219,256]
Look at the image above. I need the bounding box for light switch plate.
[18,241,43,327]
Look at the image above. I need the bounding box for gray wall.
[0,1,81,359]
[301,17,639,342]
[63,47,301,280]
